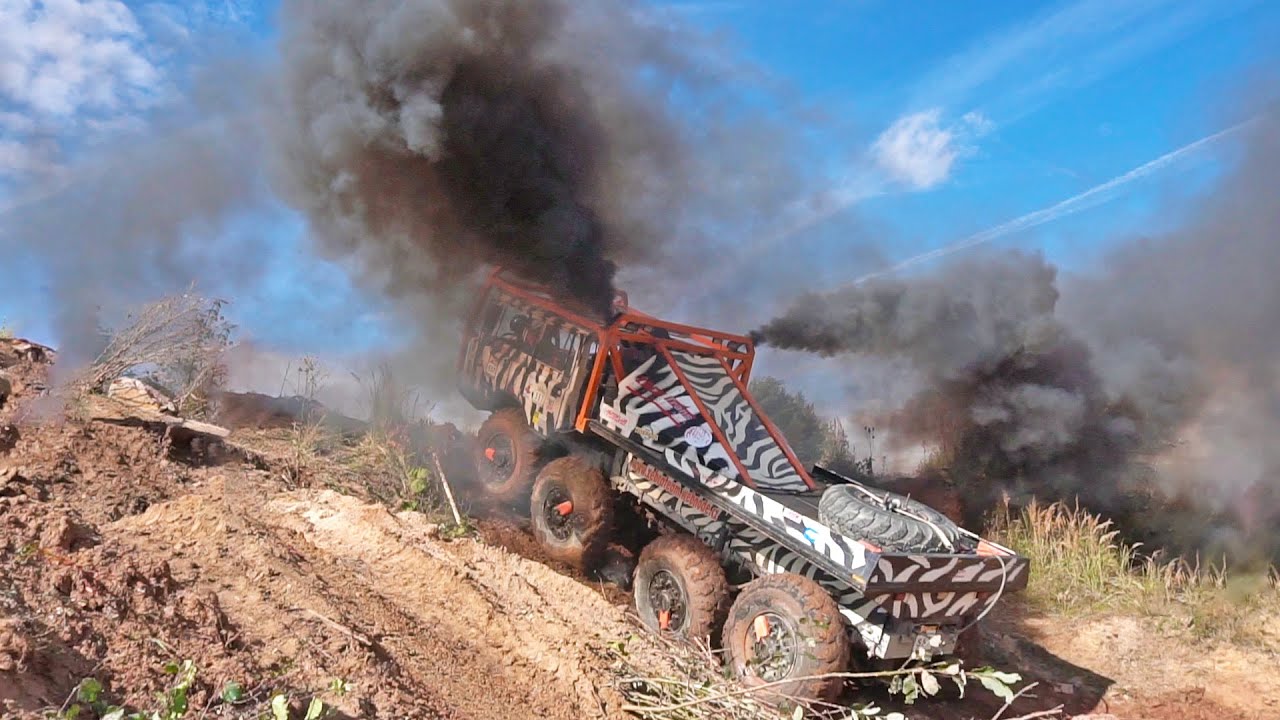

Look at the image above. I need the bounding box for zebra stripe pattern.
[613,353,742,479]
[668,350,810,493]
[460,290,590,432]
[614,451,1015,659]
[873,554,1029,588]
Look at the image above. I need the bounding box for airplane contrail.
[849,117,1255,285]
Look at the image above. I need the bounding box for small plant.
[270,693,330,720]
[401,465,433,510]
[56,659,202,720]
[57,677,112,719]
[441,519,476,540]
[220,681,245,704]
[282,355,333,486]
[0,319,12,339]
[152,659,197,720]
[75,289,236,411]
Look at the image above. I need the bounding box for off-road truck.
[456,269,1030,704]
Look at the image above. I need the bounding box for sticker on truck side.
[600,403,637,434]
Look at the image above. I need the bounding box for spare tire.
[818,485,961,553]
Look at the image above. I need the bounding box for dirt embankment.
[1,343,675,719]
[3,338,1278,720]
[0,423,675,719]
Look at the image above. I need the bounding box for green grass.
[991,499,1280,646]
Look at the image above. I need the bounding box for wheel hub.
[480,433,515,486]
[745,612,798,682]
[647,570,688,632]
[541,486,575,542]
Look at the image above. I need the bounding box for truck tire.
[473,408,542,510]
[721,573,850,705]
[818,485,961,553]
[634,534,730,643]
[530,456,613,570]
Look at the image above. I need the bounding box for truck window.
[477,297,504,335]
[533,323,587,367]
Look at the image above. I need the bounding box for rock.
[108,377,178,414]
[0,337,55,369]
[0,424,17,453]
[40,514,93,551]
[0,618,31,672]
[51,570,74,595]
[0,371,10,407]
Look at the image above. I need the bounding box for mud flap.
[873,618,958,661]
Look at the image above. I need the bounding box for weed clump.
[991,499,1280,646]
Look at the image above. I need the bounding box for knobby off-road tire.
[634,534,730,643]
[818,485,961,553]
[529,456,613,570]
[472,408,542,510]
[721,573,851,706]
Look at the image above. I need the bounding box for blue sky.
[1,0,1278,355]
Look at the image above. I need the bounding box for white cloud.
[871,109,958,190]
[853,119,1252,285]
[0,0,161,119]
[961,110,995,136]
[871,109,995,191]
[0,138,47,174]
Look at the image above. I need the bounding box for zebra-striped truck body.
[458,270,1029,663]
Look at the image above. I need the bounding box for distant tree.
[749,376,827,468]
[819,417,861,478]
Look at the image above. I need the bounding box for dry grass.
[257,357,470,533]
[991,499,1280,646]
[75,291,234,416]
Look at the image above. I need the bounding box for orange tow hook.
[658,610,671,631]
[484,447,496,461]
[554,500,574,516]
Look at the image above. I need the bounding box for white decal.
[600,404,637,434]
[683,424,713,448]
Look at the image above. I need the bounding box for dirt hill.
[2,338,1277,720]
